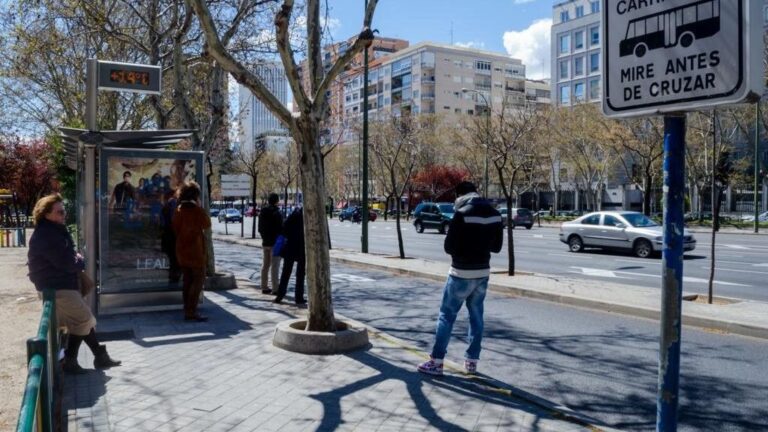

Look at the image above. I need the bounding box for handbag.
[272,234,286,257]
[78,271,95,297]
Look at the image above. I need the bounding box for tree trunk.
[294,117,335,332]
[505,194,515,276]
[643,175,652,215]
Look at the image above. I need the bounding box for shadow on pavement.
[309,349,577,432]
[330,267,768,431]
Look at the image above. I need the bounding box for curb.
[212,234,768,340]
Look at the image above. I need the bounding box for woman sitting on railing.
[27,194,121,374]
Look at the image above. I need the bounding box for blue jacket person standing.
[417,181,503,376]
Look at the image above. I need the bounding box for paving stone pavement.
[62,282,613,432]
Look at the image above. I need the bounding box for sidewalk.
[215,232,768,340]
[64,282,612,432]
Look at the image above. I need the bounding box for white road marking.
[722,244,749,249]
[569,267,627,278]
[331,273,375,283]
[533,234,544,238]
[570,267,749,286]
[699,266,768,275]
[754,263,768,267]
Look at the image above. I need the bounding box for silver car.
[559,211,696,258]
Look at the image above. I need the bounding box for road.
[328,219,768,302]
[216,217,768,302]
[213,238,768,432]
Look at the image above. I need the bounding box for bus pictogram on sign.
[620,0,721,58]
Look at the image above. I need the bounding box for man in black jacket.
[418,181,503,376]
[258,193,283,294]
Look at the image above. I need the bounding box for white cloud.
[454,41,486,50]
[502,18,552,80]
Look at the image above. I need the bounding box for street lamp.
[462,88,490,198]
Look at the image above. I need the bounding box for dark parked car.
[412,202,454,234]
[498,208,533,229]
[210,208,221,218]
[218,208,242,223]
[339,207,377,222]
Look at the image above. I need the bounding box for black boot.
[63,356,87,374]
[63,334,86,374]
[93,345,121,369]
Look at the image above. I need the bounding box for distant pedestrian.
[274,207,306,306]
[417,181,503,376]
[258,193,283,294]
[172,181,211,322]
[27,193,121,374]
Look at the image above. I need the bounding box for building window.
[590,26,600,46]
[560,10,569,22]
[559,60,569,80]
[589,78,601,100]
[591,1,600,13]
[590,52,600,72]
[475,60,492,71]
[559,85,570,105]
[453,75,461,83]
[576,5,584,17]
[574,57,584,76]
[575,30,584,50]
[764,6,768,24]
[574,82,585,101]
[559,34,571,54]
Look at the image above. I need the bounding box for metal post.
[361,0,370,253]
[84,58,99,313]
[754,102,760,233]
[657,114,686,432]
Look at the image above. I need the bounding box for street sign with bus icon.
[603,0,763,117]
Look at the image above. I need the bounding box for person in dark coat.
[28,193,121,374]
[258,193,283,294]
[274,207,306,305]
[160,189,180,283]
[417,181,503,376]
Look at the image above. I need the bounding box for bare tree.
[614,117,665,215]
[233,138,268,238]
[189,0,378,331]
[554,103,618,212]
[370,112,423,258]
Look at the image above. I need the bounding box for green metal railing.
[16,290,58,432]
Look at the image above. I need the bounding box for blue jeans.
[430,275,488,361]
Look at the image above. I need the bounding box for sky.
[326,0,554,79]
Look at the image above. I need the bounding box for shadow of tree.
[328,266,768,432]
[308,349,586,432]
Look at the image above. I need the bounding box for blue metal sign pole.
[657,114,686,432]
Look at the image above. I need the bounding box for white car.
[559,211,696,258]
[741,211,768,222]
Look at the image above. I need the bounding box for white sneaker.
[417,357,444,376]
[464,359,478,374]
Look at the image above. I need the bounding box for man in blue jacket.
[418,181,503,376]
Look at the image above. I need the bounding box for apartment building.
[295,37,409,144]
[551,0,602,106]
[525,79,552,105]
[341,42,526,133]
[238,62,288,154]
